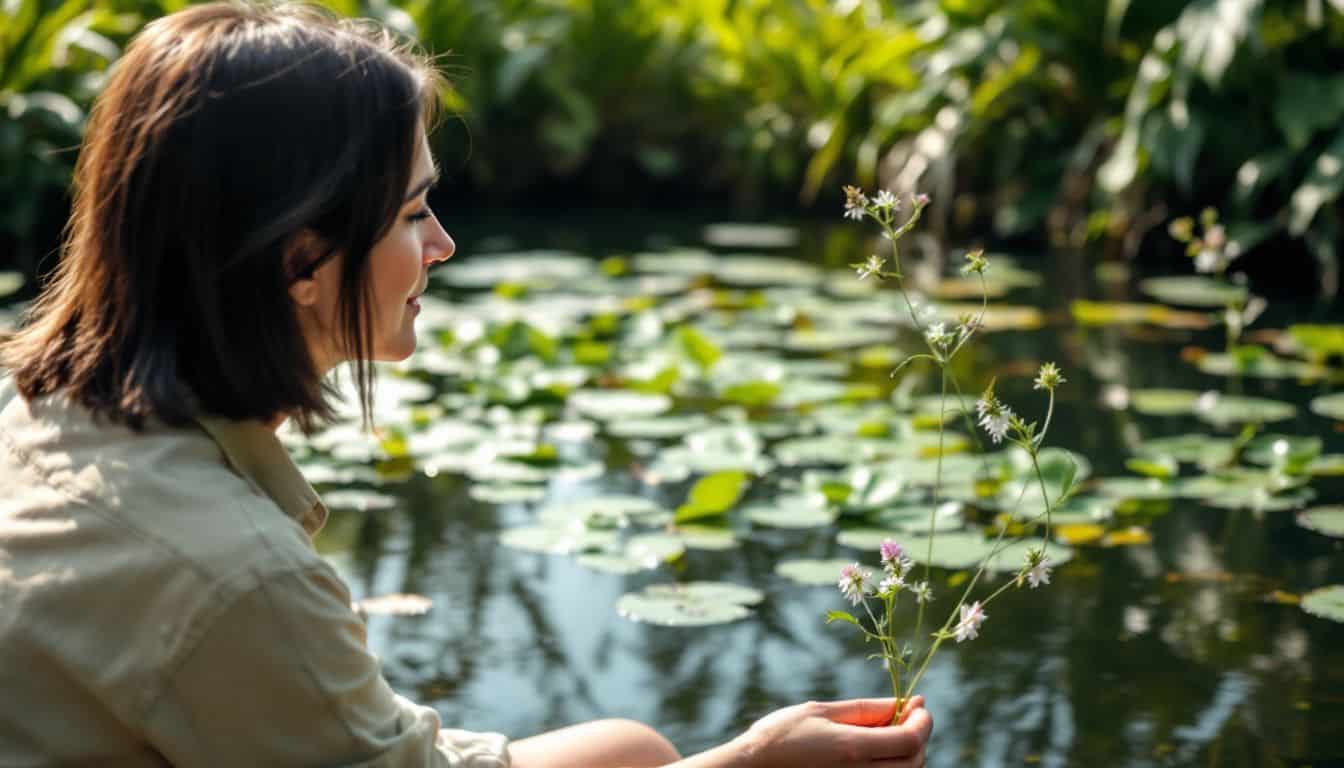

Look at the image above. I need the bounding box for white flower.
[1033,362,1065,391]
[838,563,873,606]
[924,322,954,351]
[1025,555,1052,588]
[911,581,933,604]
[878,574,904,596]
[844,206,865,221]
[1194,248,1222,273]
[976,397,1014,444]
[855,254,885,280]
[954,601,987,642]
[874,189,898,209]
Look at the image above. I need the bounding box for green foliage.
[6,0,1344,281]
[674,469,750,522]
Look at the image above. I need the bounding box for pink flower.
[837,563,872,606]
[879,539,903,566]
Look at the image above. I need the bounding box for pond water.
[8,211,1342,766]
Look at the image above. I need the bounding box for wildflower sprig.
[829,185,1073,718]
[1167,207,1264,353]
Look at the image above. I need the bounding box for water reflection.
[315,215,1344,767]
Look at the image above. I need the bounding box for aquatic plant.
[828,186,1076,718]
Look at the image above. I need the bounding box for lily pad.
[669,524,741,551]
[1301,585,1344,623]
[569,390,672,420]
[1135,434,1236,467]
[436,250,593,288]
[1138,276,1248,307]
[616,582,764,627]
[1296,507,1344,538]
[1243,434,1323,468]
[716,255,821,286]
[576,533,686,574]
[0,271,22,298]
[1130,389,1205,416]
[538,495,672,529]
[744,497,838,529]
[321,489,398,512]
[985,539,1075,572]
[607,415,711,440]
[468,484,548,504]
[1194,394,1296,427]
[499,525,617,555]
[1196,352,1328,380]
[1309,392,1344,421]
[1094,476,1182,501]
[702,223,800,249]
[775,558,860,586]
[848,531,998,570]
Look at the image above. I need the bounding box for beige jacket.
[0,377,511,767]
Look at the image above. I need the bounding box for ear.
[285,229,325,307]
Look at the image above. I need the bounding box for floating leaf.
[538,495,671,529]
[321,489,398,512]
[776,558,860,586]
[677,326,723,371]
[1301,585,1344,624]
[1130,388,1204,416]
[1055,524,1106,545]
[1135,434,1236,468]
[985,539,1075,571]
[1196,352,1327,380]
[702,223,799,249]
[670,524,740,551]
[468,483,548,504]
[1138,276,1247,308]
[616,582,764,627]
[569,389,672,420]
[674,470,750,522]
[1309,392,1344,421]
[499,525,617,555]
[1070,300,1210,329]
[607,415,711,440]
[1126,455,1178,480]
[864,531,999,570]
[719,380,782,407]
[577,533,686,573]
[1243,434,1322,470]
[745,497,838,529]
[1194,394,1296,427]
[1101,527,1152,547]
[0,272,23,299]
[1296,507,1344,538]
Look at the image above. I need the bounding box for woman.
[0,2,933,766]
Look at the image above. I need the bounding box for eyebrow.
[403,163,441,203]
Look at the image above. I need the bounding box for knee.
[599,718,681,765]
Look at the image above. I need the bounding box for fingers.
[870,746,926,768]
[898,695,925,725]
[838,705,933,759]
[816,698,899,727]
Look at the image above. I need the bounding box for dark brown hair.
[1,1,443,432]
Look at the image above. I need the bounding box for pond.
[7,209,1342,766]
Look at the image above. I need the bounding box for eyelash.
[407,209,433,223]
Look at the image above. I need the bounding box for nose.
[424,213,455,265]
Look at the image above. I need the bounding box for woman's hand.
[732,696,932,768]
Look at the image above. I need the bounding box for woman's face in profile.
[299,125,454,370]
[366,126,454,361]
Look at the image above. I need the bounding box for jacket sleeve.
[143,561,511,768]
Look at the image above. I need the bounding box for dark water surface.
[307,211,1342,767]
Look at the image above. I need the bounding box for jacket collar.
[196,416,328,537]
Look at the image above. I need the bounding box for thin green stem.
[912,369,947,648]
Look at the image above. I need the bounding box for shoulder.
[1,379,324,583]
